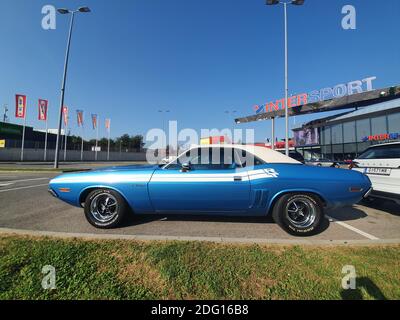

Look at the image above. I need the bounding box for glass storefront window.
[356,119,370,141]
[371,116,387,135]
[322,126,331,145]
[388,113,400,132]
[332,144,343,161]
[331,124,343,144]
[343,121,356,143]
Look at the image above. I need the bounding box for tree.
[130,135,144,152]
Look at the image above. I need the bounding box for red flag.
[63,106,68,126]
[76,110,84,127]
[38,99,48,121]
[105,118,110,131]
[15,94,27,118]
[91,114,97,129]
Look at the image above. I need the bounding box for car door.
[148,147,251,213]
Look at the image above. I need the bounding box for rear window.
[358,144,400,159]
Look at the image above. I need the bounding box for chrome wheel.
[90,193,118,223]
[285,198,317,229]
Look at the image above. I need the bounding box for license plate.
[365,168,392,176]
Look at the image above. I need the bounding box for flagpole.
[63,119,68,161]
[95,117,99,161]
[107,120,110,161]
[44,112,48,161]
[20,113,26,162]
[81,125,84,161]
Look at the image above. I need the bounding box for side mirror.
[181,162,191,172]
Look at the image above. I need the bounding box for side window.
[191,148,236,170]
[234,149,265,168]
[167,148,237,170]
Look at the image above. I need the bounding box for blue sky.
[0,0,399,143]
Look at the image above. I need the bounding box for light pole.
[54,6,91,169]
[266,0,304,156]
[224,110,237,143]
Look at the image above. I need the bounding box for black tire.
[272,193,324,236]
[84,189,128,229]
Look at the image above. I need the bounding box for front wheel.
[272,193,324,236]
[84,189,128,228]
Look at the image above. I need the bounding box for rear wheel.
[272,193,324,236]
[84,189,128,228]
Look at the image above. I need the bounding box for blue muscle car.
[49,145,372,236]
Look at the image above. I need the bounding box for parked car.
[351,142,400,205]
[306,158,341,168]
[49,144,371,236]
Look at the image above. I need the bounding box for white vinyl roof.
[188,144,300,164]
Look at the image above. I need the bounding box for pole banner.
[63,106,69,126]
[76,110,84,127]
[91,114,97,130]
[105,118,110,132]
[38,99,48,121]
[15,94,27,118]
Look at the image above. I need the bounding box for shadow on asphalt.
[121,212,331,236]
[359,199,400,216]
[327,206,368,221]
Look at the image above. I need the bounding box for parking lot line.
[0,184,49,193]
[0,177,50,184]
[327,215,379,240]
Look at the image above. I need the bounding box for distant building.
[0,121,66,149]
[292,98,400,161]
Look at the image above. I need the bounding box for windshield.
[358,144,400,159]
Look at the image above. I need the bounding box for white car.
[351,142,400,205]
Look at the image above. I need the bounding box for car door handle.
[234,176,242,181]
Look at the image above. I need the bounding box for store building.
[292,98,400,161]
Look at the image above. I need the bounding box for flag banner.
[15,94,27,118]
[38,99,48,121]
[91,114,97,130]
[63,106,68,126]
[105,118,110,132]
[76,110,84,127]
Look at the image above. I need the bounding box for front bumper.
[363,187,373,199]
[48,188,58,198]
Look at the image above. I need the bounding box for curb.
[1,227,399,246]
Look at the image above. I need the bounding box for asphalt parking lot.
[0,171,399,243]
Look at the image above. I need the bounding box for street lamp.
[265,0,304,156]
[54,6,91,168]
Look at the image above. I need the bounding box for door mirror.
[181,162,191,172]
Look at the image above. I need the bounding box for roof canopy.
[235,85,400,124]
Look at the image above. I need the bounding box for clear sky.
[0,0,399,143]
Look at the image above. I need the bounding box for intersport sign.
[254,76,377,114]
